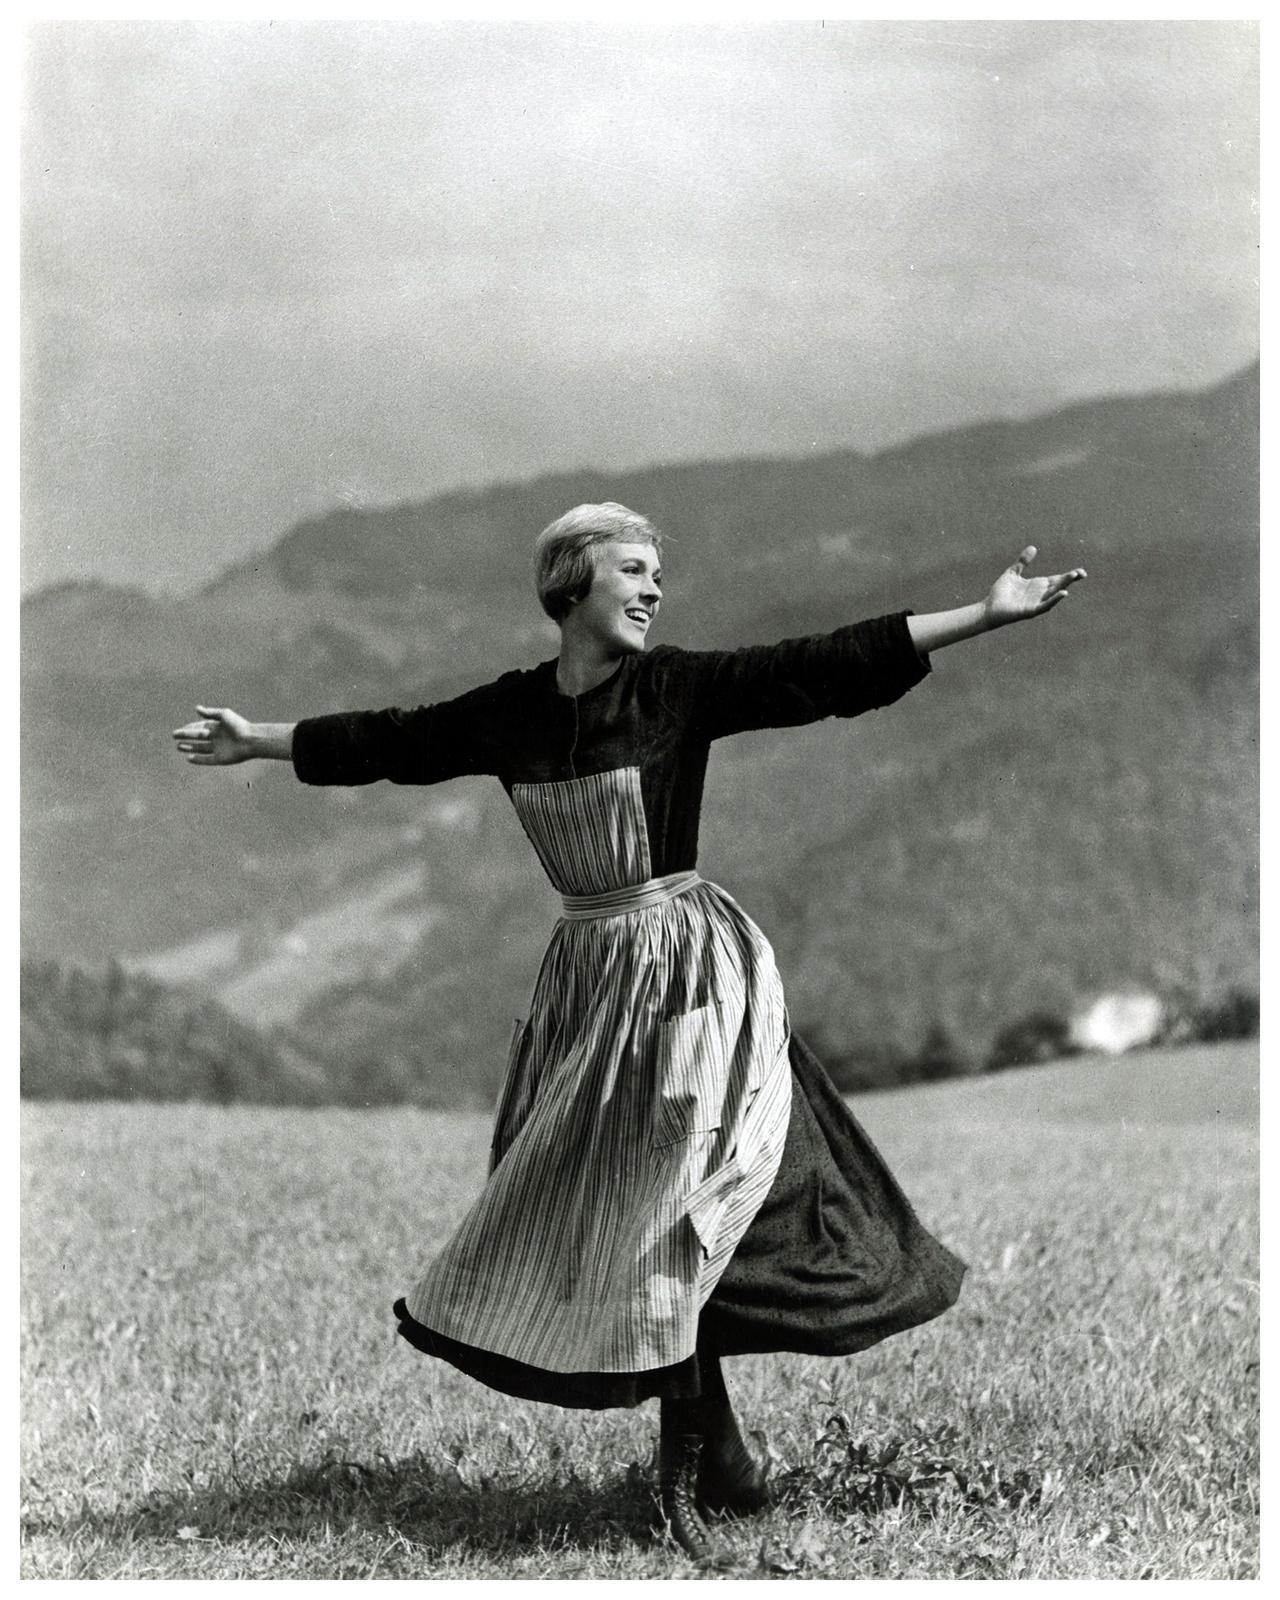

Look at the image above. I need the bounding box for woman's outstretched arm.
[172,706,294,764]
[174,681,507,785]
[906,545,1087,656]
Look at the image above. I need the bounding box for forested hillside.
[20,959,326,1104]
[22,365,1257,1097]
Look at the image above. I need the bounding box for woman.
[173,503,1085,1565]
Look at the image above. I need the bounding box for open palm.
[171,705,254,765]
[985,546,1087,627]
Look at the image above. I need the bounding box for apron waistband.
[560,871,703,921]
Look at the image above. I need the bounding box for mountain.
[22,364,1258,1094]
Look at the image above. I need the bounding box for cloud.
[21,19,1258,592]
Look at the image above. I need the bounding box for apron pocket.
[684,1159,743,1258]
[655,1001,730,1147]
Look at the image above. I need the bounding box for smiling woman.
[533,503,664,687]
[171,501,1084,1566]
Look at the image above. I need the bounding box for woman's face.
[570,540,662,655]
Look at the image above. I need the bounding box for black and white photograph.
[20,15,1258,1580]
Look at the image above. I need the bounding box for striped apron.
[404,768,793,1376]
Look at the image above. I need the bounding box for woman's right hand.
[172,705,256,765]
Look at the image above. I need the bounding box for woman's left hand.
[983,546,1087,629]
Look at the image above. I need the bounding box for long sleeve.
[291,676,513,787]
[653,611,930,742]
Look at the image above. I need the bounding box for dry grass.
[21,1041,1258,1578]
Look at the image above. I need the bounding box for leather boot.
[658,1400,733,1568]
[696,1352,773,1518]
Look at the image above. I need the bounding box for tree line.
[20,956,1257,1107]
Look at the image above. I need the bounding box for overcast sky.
[22,18,1258,594]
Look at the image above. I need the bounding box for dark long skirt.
[393,1032,966,1409]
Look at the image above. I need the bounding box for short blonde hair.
[533,503,663,623]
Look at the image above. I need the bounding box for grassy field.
[21,1041,1258,1579]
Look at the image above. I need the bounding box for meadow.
[21,1040,1258,1579]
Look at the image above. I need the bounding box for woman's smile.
[573,542,662,654]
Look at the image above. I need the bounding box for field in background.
[21,1041,1258,1579]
